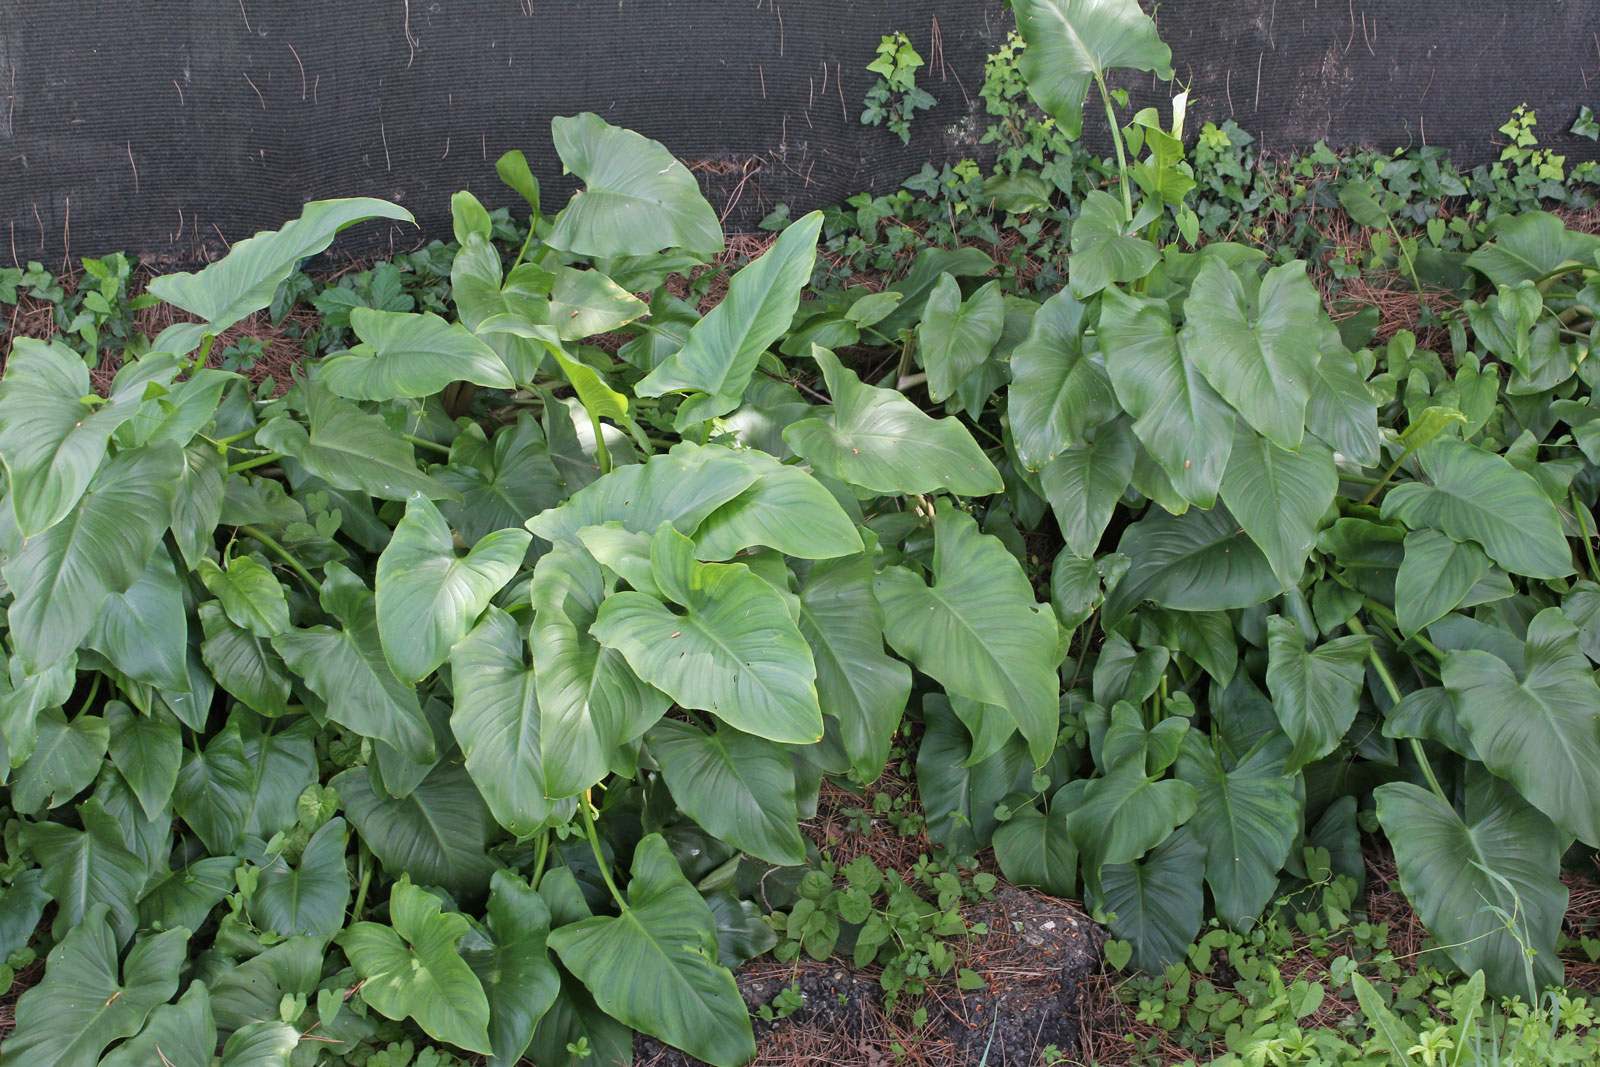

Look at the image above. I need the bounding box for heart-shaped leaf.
[321,309,514,400]
[1265,615,1373,773]
[1012,0,1173,138]
[1219,424,1337,589]
[919,275,1004,404]
[1009,287,1118,469]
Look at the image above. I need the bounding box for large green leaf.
[99,982,216,1067]
[340,877,494,1054]
[375,496,529,683]
[592,523,822,744]
[106,702,180,820]
[1395,530,1494,635]
[1099,287,1233,506]
[250,817,350,939]
[1376,777,1566,996]
[1465,210,1600,287]
[148,198,413,347]
[1068,191,1162,298]
[255,382,454,503]
[173,721,254,854]
[461,871,562,1067]
[1381,438,1572,579]
[1009,287,1117,470]
[3,905,187,1067]
[549,266,648,339]
[200,603,293,718]
[1181,258,1322,450]
[1444,608,1600,846]
[11,708,107,815]
[1102,506,1279,625]
[0,341,169,536]
[333,761,497,900]
[692,448,861,561]
[321,308,514,399]
[918,275,1004,404]
[1011,0,1173,138]
[529,542,668,797]
[1306,342,1380,467]
[1175,734,1300,929]
[197,554,291,639]
[1096,826,1205,973]
[86,545,191,694]
[438,415,567,554]
[1039,418,1136,558]
[527,441,759,544]
[798,552,912,782]
[637,212,822,427]
[1218,424,1337,589]
[449,607,580,835]
[3,441,181,674]
[648,719,808,865]
[22,797,149,944]
[218,1022,299,1067]
[1067,764,1197,878]
[874,502,1060,766]
[1264,615,1374,773]
[544,113,723,259]
[272,564,434,763]
[784,346,1003,495]
[992,802,1078,897]
[548,834,755,1067]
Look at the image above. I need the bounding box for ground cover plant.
[4,1,1600,1065]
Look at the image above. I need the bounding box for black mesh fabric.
[2,1,1596,263]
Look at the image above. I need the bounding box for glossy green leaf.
[1181,258,1322,450]
[1381,438,1572,579]
[340,877,494,1054]
[333,762,497,899]
[1009,287,1117,469]
[919,275,1004,404]
[1465,210,1600,287]
[549,267,647,339]
[173,722,254,854]
[1068,763,1197,877]
[1396,530,1493,635]
[3,441,181,674]
[198,555,291,638]
[98,982,216,1067]
[1306,343,1380,467]
[548,834,755,1067]
[321,308,514,399]
[874,501,1060,766]
[86,545,191,694]
[1068,191,1162,298]
[1176,734,1300,928]
[648,719,808,865]
[637,212,822,428]
[692,448,861,561]
[1039,418,1136,558]
[272,564,434,763]
[992,802,1078,897]
[496,149,542,213]
[375,496,529,683]
[592,523,822,744]
[545,113,723,259]
[22,797,148,944]
[1102,506,1279,625]
[798,552,912,782]
[1011,0,1173,138]
[438,415,567,551]
[1219,424,1337,589]
[3,905,186,1067]
[1444,608,1600,846]
[449,606,580,835]
[106,702,180,820]
[251,817,350,939]
[1100,287,1233,506]
[170,440,228,570]
[200,604,293,719]
[783,346,1003,496]
[1096,827,1205,973]
[11,707,107,814]
[1377,777,1566,996]
[218,1022,299,1067]
[1265,615,1374,773]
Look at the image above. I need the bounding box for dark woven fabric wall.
[2,1,1596,263]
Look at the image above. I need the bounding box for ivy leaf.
[919,275,1004,404]
[251,818,351,939]
[2,440,182,674]
[592,523,823,744]
[875,501,1060,766]
[1175,734,1301,928]
[545,113,723,259]
[1011,0,1172,139]
[449,607,580,835]
[339,877,494,1054]
[784,346,1005,494]
[1009,287,1118,470]
[375,496,530,684]
[3,905,187,1067]
[548,834,756,1067]
[321,309,514,399]
[1219,424,1337,589]
[638,212,822,428]
[334,762,497,900]
[1099,287,1234,506]
[1264,615,1374,774]
[1444,608,1600,846]
[1377,776,1566,996]
[648,719,809,866]
[1381,438,1573,579]
[798,552,912,783]
[273,564,435,764]
[21,797,149,944]
[1181,258,1323,451]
